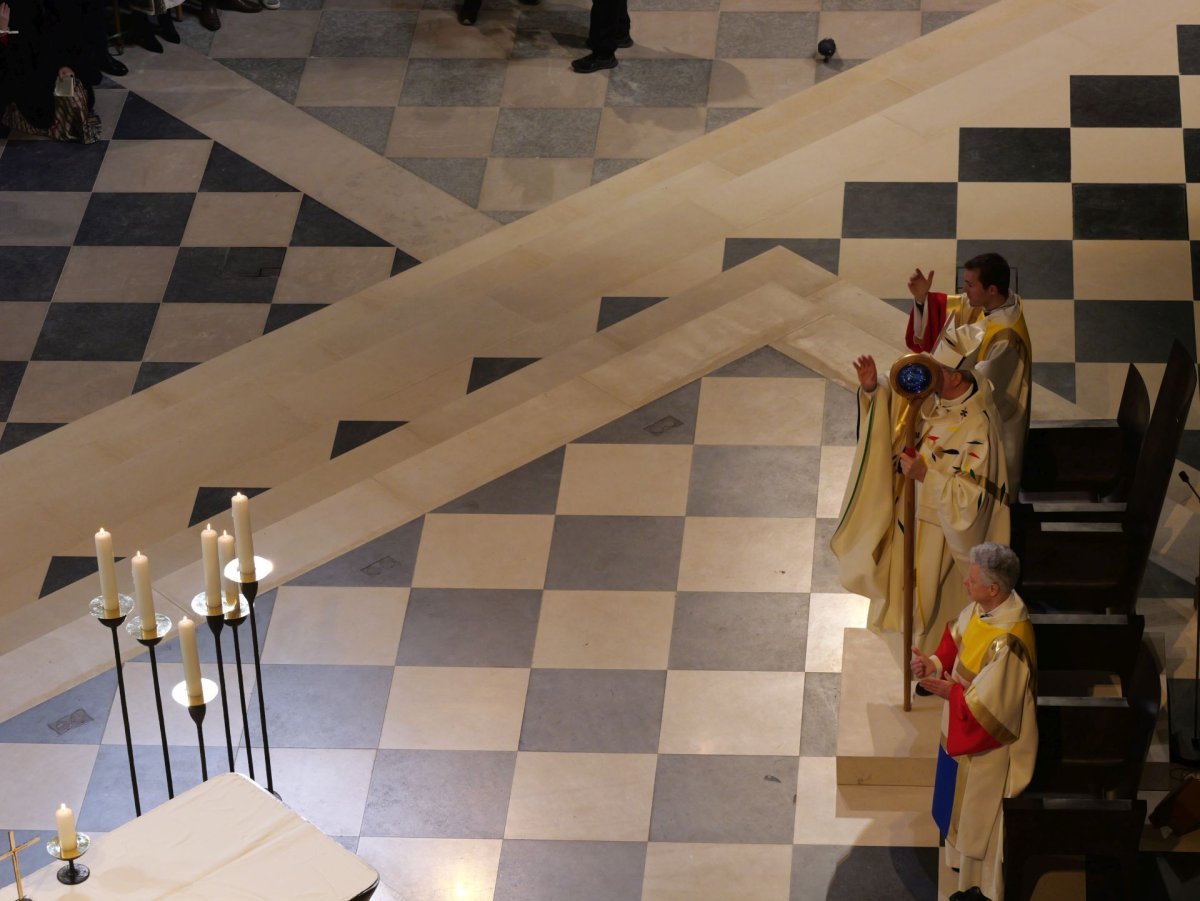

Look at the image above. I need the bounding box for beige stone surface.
[557,444,693,516]
[796,757,938,846]
[143,303,269,362]
[532,591,676,670]
[678,516,814,593]
[659,670,806,755]
[93,139,213,192]
[53,246,180,302]
[356,839,501,901]
[379,667,530,750]
[595,108,708,160]
[295,58,408,107]
[1072,241,1196,301]
[641,843,794,901]
[263,586,409,665]
[0,192,91,245]
[412,513,555,589]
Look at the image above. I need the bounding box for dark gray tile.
[606,59,712,107]
[628,0,718,8]
[0,360,25,419]
[486,210,530,224]
[822,0,917,8]
[300,106,393,155]
[799,671,839,757]
[396,588,541,667]
[809,518,842,591]
[467,355,539,392]
[200,142,296,193]
[814,58,864,83]
[574,380,700,444]
[1140,559,1194,599]
[175,16,215,54]
[264,302,327,333]
[1194,242,1200,304]
[361,749,515,837]
[592,158,645,183]
[189,485,269,528]
[1185,129,1200,183]
[394,157,488,206]
[0,670,114,744]
[650,754,798,843]
[399,58,508,106]
[705,107,755,132]
[0,139,108,190]
[921,10,968,34]
[220,58,307,104]
[436,447,565,514]
[596,295,666,330]
[291,195,390,246]
[156,590,277,664]
[331,420,408,459]
[492,108,602,158]
[708,346,820,378]
[0,422,63,453]
[822,381,857,446]
[669,591,808,670]
[163,247,284,303]
[1181,24,1200,75]
[289,517,424,587]
[1070,75,1181,128]
[1177,430,1200,473]
[329,835,360,853]
[957,127,1071,183]
[33,302,158,361]
[112,94,206,140]
[247,663,393,748]
[790,845,938,901]
[1031,362,1076,404]
[715,12,818,58]
[133,361,199,393]
[0,830,53,889]
[0,246,70,301]
[511,8,590,59]
[494,840,648,901]
[519,669,665,753]
[955,239,1073,300]
[1072,184,1189,241]
[74,192,196,246]
[842,182,957,239]
[1075,301,1196,363]
[312,10,417,57]
[722,237,840,274]
[78,744,227,832]
[38,555,100,598]
[544,516,685,590]
[687,445,820,517]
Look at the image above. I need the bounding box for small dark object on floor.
[157,12,180,43]
[218,0,263,12]
[817,37,836,62]
[572,52,617,73]
[99,53,127,76]
[949,889,989,901]
[616,35,633,48]
[200,1,221,29]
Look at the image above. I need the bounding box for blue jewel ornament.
[896,362,934,395]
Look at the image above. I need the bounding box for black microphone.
[1180,470,1200,504]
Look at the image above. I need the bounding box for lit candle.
[178,616,203,704]
[55,803,77,855]
[230,492,255,577]
[200,524,221,615]
[131,551,156,638]
[95,527,119,616]
[218,531,239,620]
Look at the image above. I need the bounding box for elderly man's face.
[963,563,999,605]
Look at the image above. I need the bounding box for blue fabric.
[932,744,958,838]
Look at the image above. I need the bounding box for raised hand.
[0,3,11,31]
[852,355,877,392]
[910,645,935,679]
[907,268,934,304]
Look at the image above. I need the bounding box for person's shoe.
[571,52,617,73]
[261,0,281,8]
[139,31,164,52]
[156,13,181,42]
[98,53,128,76]
[615,35,633,48]
[199,2,221,29]
[217,0,262,12]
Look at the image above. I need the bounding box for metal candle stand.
[171,678,219,783]
[191,593,236,773]
[46,832,90,886]
[127,612,175,800]
[224,595,255,781]
[89,594,141,816]
[224,556,276,797]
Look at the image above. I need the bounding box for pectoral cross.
[1,830,39,901]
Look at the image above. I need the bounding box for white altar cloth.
[23,773,378,900]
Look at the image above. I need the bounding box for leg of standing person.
[572,0,631,73]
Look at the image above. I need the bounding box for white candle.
[200,524,222,614]
[95,527,119,616]
[132,551,156,637]
[218,531,239,619]
[178,616,203,704]
[56,803,77,854]
[230,492,255,576]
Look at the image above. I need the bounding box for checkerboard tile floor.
[2,348,1197,898]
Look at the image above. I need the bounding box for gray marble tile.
[574,381,700,444]
[814,57,864,83]
[922,10,970,34]
[687,445,820,517]
[398,58,509,106]
[519,669,666,753]
[669,591,809,671]
[393,156,489,207]
[606,59,713,107]
[715,12,818,59]
[511,8,590,59]
[0,830,53,888]
[544,515,685,591]
[650,754,798,843]
[1031,362,1077,405]
[494,840,648,901]
[722,237,840,275]
[486,210,530,224]
[361,749,516,837]
[78,744,228,832]
[247,663,393,748]
[592,157,645,183]
[822,0,918,9]
[708,346,820,378]
[822,381,857,446]
[155,591,277,664]
[288,517,424,587]
[705,107,755,133]
[219,58,307,104]
[175,16,216,55]
[396,588,541,667]
[312,10,418,57]
[809,518,843,592]
[0,669,114,744]
[492,108,602,158]
[791,845,938,901]
[629,0,718,8]
[435,447,564,514]
[301,106,394,154]
[799,671,840,757]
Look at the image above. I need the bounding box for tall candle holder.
[191,593,236,773]
[171,678,218,782]
[223,594,255,781]
[89,594,141,816]
[46,832,90,886]
[224,556,276,797]
[127,612,174,800]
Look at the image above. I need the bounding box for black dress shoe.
[199,2,221,30]
[616,35,633,48]
[140,31,164,52]
[218,0,262,12]
[98,53,128,76]
[571,52,617,73]
[157,13,181,42]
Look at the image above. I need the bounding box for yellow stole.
[953,608,1036,683]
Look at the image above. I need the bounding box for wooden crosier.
[888,353,942,712]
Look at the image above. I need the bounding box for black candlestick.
[91,595,140,816]
[225,556,277,797]
[225,597,256,781]
[130,613,174,799]
[193,594,235,772]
